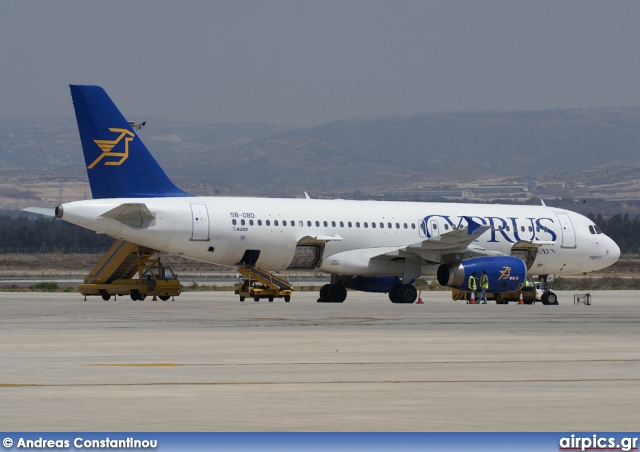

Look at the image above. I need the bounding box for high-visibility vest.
[480,274,489,289]
[468,276,477,291]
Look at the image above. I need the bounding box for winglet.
[70,85,191,199]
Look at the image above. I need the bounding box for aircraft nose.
[608,237,621,263]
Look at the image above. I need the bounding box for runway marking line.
[2,377,640,388]
[87,363,176,367]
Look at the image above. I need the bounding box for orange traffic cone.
[518,290,524,304]
[469,291,476,304]
[417,291,423,304]
[152,294,157,301]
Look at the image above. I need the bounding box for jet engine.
[437,256,526,293]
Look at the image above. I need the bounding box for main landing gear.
[316,282,419,304]
[389,283,418,304]
[317,284,347,303]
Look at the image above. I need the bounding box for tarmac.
[0,289,639,431]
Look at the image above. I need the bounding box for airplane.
[25,85,621,304]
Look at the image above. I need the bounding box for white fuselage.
[58,196,620,277]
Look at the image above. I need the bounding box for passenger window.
[528,226,532,232]
[266,220,270,226]
[543,227,548,233]
[411,223,416,229]
[521,226,525,232]
[372,222,376,228]
[249,220,254,226]
[323,221,328,227]
[299,221,303,227]
[536,227,540,232]
[257,219,262,226]
[348,221,352,228]
[404,223,408,229]
[380,223,384,229]
[331,221,336,227]
[282,220,287,226]
[432,223,437,230]
[364,222,368,228]
[506,226,510,231]
[232,219,237,225]
[356,222,361,228]
[307,221,312,227]
[274,220,279,226]
[395,223,400,229]
[340,221,344,227]
[444,224,449,230]
[315,221,320,227]
[241,219,246,225]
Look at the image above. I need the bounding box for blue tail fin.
[70,85,190,199]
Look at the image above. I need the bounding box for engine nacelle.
[437,256,526,293]
[342,276,401,293]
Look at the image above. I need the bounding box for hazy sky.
[1,1,639,125]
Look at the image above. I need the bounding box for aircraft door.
[556,213,576,248]
[428,218,440,237]
[190,203,210,241]
[419,219,427,237]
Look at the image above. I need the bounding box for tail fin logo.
[87,128,134,169]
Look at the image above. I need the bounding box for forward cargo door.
[556,213,576,249]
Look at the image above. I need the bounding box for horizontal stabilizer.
[22,207,56,217]
[100,203,155,228]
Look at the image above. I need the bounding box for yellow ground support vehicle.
[235,266,292,302]
[79,239,181,301]
[451,275,538,304]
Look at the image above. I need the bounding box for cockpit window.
[594,225,603,234]
[589,225,595,234]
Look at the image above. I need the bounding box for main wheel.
[318,284,331,302]
[328,284,347,303]
[389,284,401,302]
[395,284,417,304]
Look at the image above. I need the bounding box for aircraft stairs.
[80,239,181,301]
[235,265,293,302]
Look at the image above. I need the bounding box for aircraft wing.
[373,216,492,263]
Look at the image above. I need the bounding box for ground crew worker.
[479,270,489,304]
[468,272,477,304]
